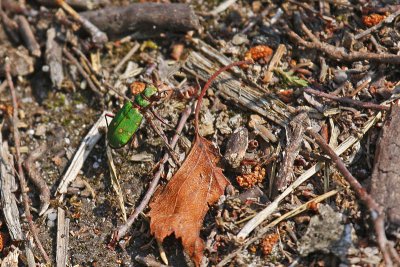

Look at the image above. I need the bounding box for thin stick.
[306,129,400,266]
[63,47,103,97]
[304,87,390,111]
[194,60,253,134]
[111,105,192,244]
[114,42,140,74]
[5,58,50,264]
[16,15,41,57]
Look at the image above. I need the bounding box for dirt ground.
[1,0,400,266]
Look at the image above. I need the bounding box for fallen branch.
[306,128,400,266]
[304,87,390,111]
[370,101,400,227]
[5,58,50,264]
[80,3,199,39]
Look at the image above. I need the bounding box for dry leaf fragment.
[148,60,252,266]
[149,135,230,266]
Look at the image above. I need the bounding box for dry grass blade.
[106,144,127,222]
[56,111,109,197]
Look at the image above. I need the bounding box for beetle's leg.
[144,112,181,167]
[104,113,115,127]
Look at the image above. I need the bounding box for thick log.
[80,3,199,38]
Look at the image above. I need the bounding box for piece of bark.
[184,50,289,127]
[370,101,400,227]
[23,144,51,216]
[274,112,309,193]
[0,45,34,76]
[80,3,199,39]
[0,135,23,241]
[16,15,41,57]
[56,208,70,267]
[45,28,64,88]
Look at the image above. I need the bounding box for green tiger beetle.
[105,82,159,149]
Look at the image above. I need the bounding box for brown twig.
[284,22,400,64]
[110,105,192,244]
[63,47,103,97]
[306,128,400,266]
[23,143,51,216]
[16,15,41,57]
[5,58,50,264]
[304,87,390,111]
[56,0,108,44]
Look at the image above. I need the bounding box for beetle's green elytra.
[107,102,144,148]
[106,83,159,149]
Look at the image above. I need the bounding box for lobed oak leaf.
[148,135,230,266]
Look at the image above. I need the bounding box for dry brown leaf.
[149,135,230,266]
[148,60,252,266]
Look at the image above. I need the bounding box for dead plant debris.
[0,1,399,266]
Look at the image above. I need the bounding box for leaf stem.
[194,60,253,135]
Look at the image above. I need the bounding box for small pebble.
[93,162,100,169]
[47,211,57,221]
[27,129,35,135]
[47,220,55,228]
[42,65,49,72]
[232,34,249,45]
[65,138,70,145]
[34,124,47,137]
[333,70,348,84]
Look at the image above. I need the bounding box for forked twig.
[284,20,400,64]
